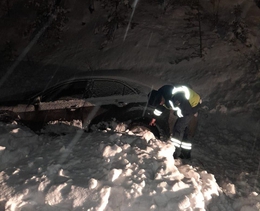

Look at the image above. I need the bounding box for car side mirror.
[31,96,42,110]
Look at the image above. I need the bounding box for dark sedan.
[0,71,171,139]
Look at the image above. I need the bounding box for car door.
[7,78,143,129]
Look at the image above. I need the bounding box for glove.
[149,118,156,126]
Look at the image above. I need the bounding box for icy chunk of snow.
[69,186,89,207]
[115,123,128,132]
[142,130,156,142]
[59,169,69,178]
[88,178,98,190]
[172,181,190,192]
[108,169,123,182]
[178,195,191,210]
[45,183,67,205]
[225,183,236,197]
[157,142,175,159]
[96,186,111,211]
[102,145,122,158]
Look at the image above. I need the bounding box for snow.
[0,0,260,210]
[0,119,259,211]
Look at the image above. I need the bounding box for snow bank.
[0,122,39,170]
[0,121,259,211]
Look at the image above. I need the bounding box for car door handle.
[66,105,80,112]
[117,101,127,107]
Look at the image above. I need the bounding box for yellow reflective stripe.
[154,109,162,116]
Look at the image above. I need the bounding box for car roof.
[33,69,169,97]
[71,70,168,90]
[0,70,170,105]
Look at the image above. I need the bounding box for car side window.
[40,79,138,102]
[84,80,137,98]
[42,81,88,101]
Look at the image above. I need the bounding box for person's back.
[147,84,202,159]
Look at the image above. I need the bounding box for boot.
[179,149,191,159]
[173,147,181,159]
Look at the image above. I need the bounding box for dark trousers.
[172,114,193,140]
[172,114,193,159]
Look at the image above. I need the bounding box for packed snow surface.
[0,0,260,210]
[0,120,259,211]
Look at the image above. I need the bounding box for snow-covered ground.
[0,0,260,210]
[0,119,259,211]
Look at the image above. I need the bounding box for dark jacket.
[156,85,200,117]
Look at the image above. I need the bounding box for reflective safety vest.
[187,88,200,107]
[153,85,200,118]
[172,86,200,108]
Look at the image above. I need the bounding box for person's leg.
[168,110,177,137]
[172,114,192,140]
[188,115,198,138]
[172,114,193,158]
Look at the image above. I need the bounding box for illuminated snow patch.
[1,122,252,211]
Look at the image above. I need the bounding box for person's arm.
[150,105,166,125]
[192,99,202,115]
[159,85,174,103]
[171,93,192,117]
